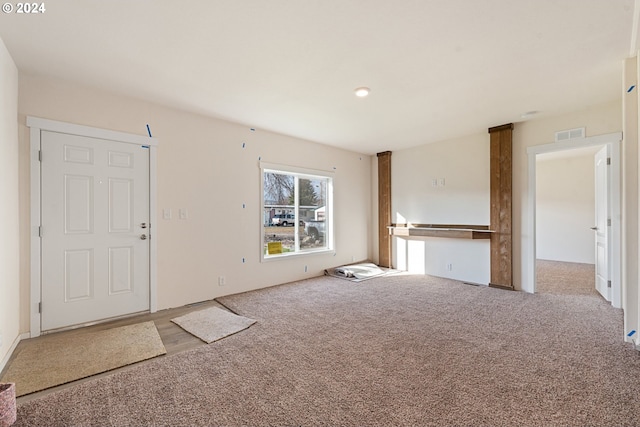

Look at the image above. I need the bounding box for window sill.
[262,248,335,262]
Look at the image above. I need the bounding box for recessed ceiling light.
[354,87,370,97]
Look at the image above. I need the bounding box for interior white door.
[594,146,610,301]
[41,130,150,331]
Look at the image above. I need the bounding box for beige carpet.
[171,306,256,343]
[536,259,597,296]
[1,321,166,397]
[13,274,640,426]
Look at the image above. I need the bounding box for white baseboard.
[0,332,29,374]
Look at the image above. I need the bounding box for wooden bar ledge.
[388,224,493,240]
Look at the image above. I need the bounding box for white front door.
[41,130,150,331]
[594,146,610,301]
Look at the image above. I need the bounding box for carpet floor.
[13,272,640,426]
[536,259,597,296]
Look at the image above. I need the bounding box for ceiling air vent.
[555,127,585,142]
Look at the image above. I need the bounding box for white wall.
[0,38,20,368]
[370,156,379,265]
[391,134,490,284]
[536,151,596,264]
[17,73,372,333]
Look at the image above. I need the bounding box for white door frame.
[525,132,622,308]
[28,116,159,337]
[594,145,612,301]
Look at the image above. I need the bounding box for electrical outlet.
[304,265,308,273]
[446,263,453,271]
[218,276,225,286]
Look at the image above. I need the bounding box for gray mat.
[171,306,256,343]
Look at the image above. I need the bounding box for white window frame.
[260,162,334,261]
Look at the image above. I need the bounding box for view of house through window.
[263,167,332,258]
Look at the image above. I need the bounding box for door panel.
[594,146,610,301]
[109,246,134,294]
[64,249,93,301]
[41,131,150,331]
[65,175,93,233]
[109,178,133,232]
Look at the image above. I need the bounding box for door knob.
[141,223,147,229]
[590,226,598,231]
[140,234,147,240]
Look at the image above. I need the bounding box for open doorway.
[535,146,601,297]
[525,133,621,308]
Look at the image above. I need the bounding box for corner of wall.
[0,36,22,367]
[622,55,639,340]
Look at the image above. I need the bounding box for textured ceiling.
[0,0,637,154]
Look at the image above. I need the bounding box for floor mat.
[1,321,166,397]
[324,262,400,282]
[171,306,256,344]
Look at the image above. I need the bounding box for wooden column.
[377,151,392,267]
[488,124,513,289]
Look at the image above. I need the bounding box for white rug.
[171,306,256,344]
[325,262,400,282]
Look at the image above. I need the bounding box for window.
[262,163,333,259]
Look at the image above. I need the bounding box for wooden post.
[488,124,513,289]
[377,151,392,267]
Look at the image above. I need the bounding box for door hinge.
[607,157,611,165]
[38,226,42,237]
[607,280,612,288]
[38,150,42,162]
[607,218,611,226]
[38,302,42,313]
